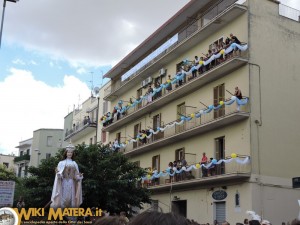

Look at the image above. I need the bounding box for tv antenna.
[89,71,94,96]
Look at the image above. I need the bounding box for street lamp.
[0,0,19,48]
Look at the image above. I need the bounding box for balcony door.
[214,84,225,119]
[133,123,141,148]
[215,136,225,175]
[176,103,186,133]
[136,88,143,109]
[153,114,164,141]
[152,155,160,185]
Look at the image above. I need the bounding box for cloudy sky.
[0,0,190,155]
[0,0,299,156]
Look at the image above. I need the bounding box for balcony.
[64,121,97,142]
[104,2,248,101]
[14,154,30,163]
[103,54,248,133]
[124,102,249,157]
[146,156,251,192]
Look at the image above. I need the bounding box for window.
[46,153,51,159]
[214,201,226,224]
[101,130,107,143]
[20,151,23,156]
[3,162,9,168]
[133,123,141,148]
[209,37,224,51]
[151,200,159,212]
[176,103,186,133]
[116,132,121,144]
[152,155,160,171]
[136,89,143,109]
[102,101,108,114]
[18,167,22,177]
[47,136,53,147]
[235,191,240,207]
[153,114,164,141]
[152,155,160,185]
[24,165,28,176]
[175,148,185,161]
[213,84,225,119]
[26,149,30,155]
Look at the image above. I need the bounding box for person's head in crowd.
[128,211,199,225]
[222,222,230,225]
[248,221,260,225]
[291,219,300,225]
[94,216,127,225]
[261,220,271,225]
[244,218,248,224]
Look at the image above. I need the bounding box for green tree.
[20,144,151,213]
[0,164,17,181]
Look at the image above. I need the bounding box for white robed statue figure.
[50,142,83,209]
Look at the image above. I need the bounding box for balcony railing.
[124,101,249,156]
[102,51,248,132]
[64,119,97,141]
[14,154,30,163]
[144,155,251,191]
[104,0,247,99]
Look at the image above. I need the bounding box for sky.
[0,0,190,155]
[0,0,299,156]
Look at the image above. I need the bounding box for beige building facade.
[0,153,16,172]
[15,138,32,177]
[64,81,111,146]
[29,128,64,167]
[102,0,300,224]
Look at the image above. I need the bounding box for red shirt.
[201,155,208,164]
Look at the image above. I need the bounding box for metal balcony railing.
[14,154,30,163]
[102,50,249,132]
[104,0,247,98]
[124,101,249,154]
[143,155,251,189]
[65,119,97,139]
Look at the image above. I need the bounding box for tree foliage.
[19,144,151,213]
[0,164,18,181]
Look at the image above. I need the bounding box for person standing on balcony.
[166,75,173,92]
[192,56,199,78]
[234,86,243,100]
[230,33,241,45]
[147,84,153,104]
[200,152,208,177]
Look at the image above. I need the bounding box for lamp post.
[0,0,19,48]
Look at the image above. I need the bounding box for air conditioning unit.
[146,77,152,84]
[141,77,153,88]
[141,80,148,87]
[159,68,166,76]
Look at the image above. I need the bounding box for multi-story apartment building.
[15,138,32,177]
[101,0,300,223]
[64,81,111,146]
[29,128,64,167]
[64,96,98,145]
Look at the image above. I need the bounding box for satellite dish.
[93,87,100,95]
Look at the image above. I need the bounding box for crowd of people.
[92,211,300,225]
[100,34,244,127]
